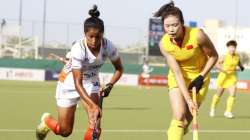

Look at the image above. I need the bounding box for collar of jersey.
[83,38,103,59]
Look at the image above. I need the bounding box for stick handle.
[192,87,199,140]
[92,91,104,140]
[99,95,103,109]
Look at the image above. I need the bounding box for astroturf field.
[0,80,250,140]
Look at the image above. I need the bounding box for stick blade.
[193,130,199,140]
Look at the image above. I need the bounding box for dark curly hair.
[84,5,104,33]
[154,1,184,24]
[226,40,237,47]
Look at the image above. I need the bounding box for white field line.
[1,129,250,133]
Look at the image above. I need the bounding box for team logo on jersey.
[84,57,89,62]
[186,45,193,50]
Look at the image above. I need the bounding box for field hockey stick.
[49,53,66,62]
[49,53,60,59]
[192,87,199,140]
[92,87,104,140]
[98,93,104,109]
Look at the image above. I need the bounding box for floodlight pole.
[19,0,22,28]
[42,0,47,59]
[18,0,23,58]
[234,0,238,39]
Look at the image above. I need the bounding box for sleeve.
[71,43,83,69]
[105,39,119,61]
[160,34,172,52]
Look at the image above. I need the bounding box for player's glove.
[188,75,204,93]
[102,83,113,97]
[239,65,245,71]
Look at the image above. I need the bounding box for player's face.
[228,45,236,55]
[163,15,183,39]
[85,28,103,49]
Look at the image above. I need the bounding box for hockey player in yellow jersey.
[209,40,244,118]
[154,1,218,140]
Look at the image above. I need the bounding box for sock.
[210,94,220,109]
[84,127,101,140]
[44,117,60,135]
[167,119,184,140]
[226,96,235,112]
[84,127,95,140]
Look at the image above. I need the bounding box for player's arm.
[197,29,218,77]
[101,41,123,97]
[215,57,225,72]
[72,72,96,108]
[109,57,123,85]
[188,29,218,92]
[71,45,99,109]
[101,56,123,97]
[159,42,192,103]
[238,60,245,71]
[72,69,101,116]
[72,70,94,106]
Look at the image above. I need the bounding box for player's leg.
[146,74,151,89]
[211,72,227,117]
[36,98,77,140]
[167,88,187,140]
[209,87,224,117]
[139,74,144,89]
[81,93,102,140]
[183,106,192,135]
[224,85,236,118]
[56,104,77,137]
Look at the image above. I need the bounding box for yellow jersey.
[216,53,239,88]
[161,27,208,80]
[221,53,239,74]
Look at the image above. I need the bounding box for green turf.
[0,80,250,140]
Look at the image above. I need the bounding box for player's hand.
[89,103,102,119]
[239,65,245,71]
[100,83,113,97]
[186,98,198,115]
[88,103,102,128]
[188,75,204,93]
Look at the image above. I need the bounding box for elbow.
[74,83,79,92]
[117,65,124,74]
[73,80,81,92]
[120,66,124,74]
[213,50,219,60]
[214,52,219,61]
[210,51,218,63]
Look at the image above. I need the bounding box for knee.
[183,119,190,129]
[60,128,72,137]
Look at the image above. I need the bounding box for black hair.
[226,40,237,47]
[84,5,104,33]
[154,1,184,24]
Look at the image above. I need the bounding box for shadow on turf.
[104,107,151,110]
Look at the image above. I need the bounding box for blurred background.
[0,0,250,85]
[1,0,250,63]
